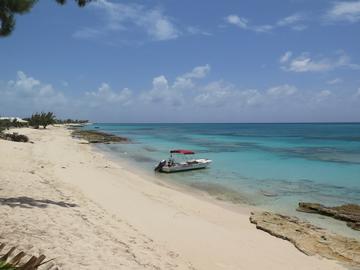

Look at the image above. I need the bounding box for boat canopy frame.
[170,149,195,155]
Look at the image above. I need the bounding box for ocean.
[88,123,360,235]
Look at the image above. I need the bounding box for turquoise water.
[88,123,360,215]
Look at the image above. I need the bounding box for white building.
[0,117,28,123]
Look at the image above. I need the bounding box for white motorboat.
[154,149,212,173]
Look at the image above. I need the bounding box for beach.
[0,126,349,269]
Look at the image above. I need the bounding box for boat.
[154,149,212,173]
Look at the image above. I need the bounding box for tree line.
[1,112,88,132]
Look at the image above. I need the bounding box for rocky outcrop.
[250,211,360,268]
[71,130,129,144]
[297,202,360,231]
[0,132,29,143]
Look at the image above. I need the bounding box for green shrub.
[29,112,56,129]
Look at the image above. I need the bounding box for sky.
[1,0,360,123]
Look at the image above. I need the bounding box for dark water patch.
[129,154,158,163]
[251,178,360,205]
[190,140,259,154]
[270,147,360,165]
[305,135,360,142]
[201,132,360,142]
[185,137,360,165]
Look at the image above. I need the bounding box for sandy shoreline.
[0,126,347,269]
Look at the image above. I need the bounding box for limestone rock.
[250,211,360,268]
[71,130,129,144]
[297,202,360,231]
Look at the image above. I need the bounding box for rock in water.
[250,211,360,268]
[71,130,129,144]
[297,202,360,231]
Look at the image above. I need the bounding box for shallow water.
[89,123,360,237]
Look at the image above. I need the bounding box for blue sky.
[1,0,360,122]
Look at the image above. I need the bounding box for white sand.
[0,126,346,269]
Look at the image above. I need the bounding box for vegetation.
[0,120,11,132]
[0,118,29,142]
[0,0,92,37]
[0,118,28,131]
[27,112,56,129]
[0,0,36,37]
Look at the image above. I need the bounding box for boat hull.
[159,161,211,173]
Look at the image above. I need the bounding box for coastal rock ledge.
[71,130,129,144]
[250,211,360,268]
[297,202,360,231]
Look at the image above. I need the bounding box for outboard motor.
[154,160,166,172]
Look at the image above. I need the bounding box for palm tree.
[41,112,56,129]
[0,0,92,37]
[0,0,36,36]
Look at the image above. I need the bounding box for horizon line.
[90,121,360,124]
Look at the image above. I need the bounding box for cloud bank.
[1,67,359,122]
[325,1,360,23]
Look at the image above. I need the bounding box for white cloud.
[85,83,132,106]
[325,1,360,23]
[240,89,263,106]
[6,71,65,102]
[194,81,237,107]
[9,71,40,92]
[74,0,180,41]
[184,64,211,79]
[279,51,293,63]
[225,15,248,29]
[194,83,299,107]
[186,26,212,36]
[277,14,304,26]
[267,84,297,96]
[142,65,211,105]
[327,78,343,85]
[141,75,183,106]
[225,13,306,33]
[312,90,332,103]
[0,71,67,116]
[173,64,211,89]
[152,75,169,90]
[285,55,332,72]
[281,51,359,72]
[253,24,274,33]
[145,10,179,41]
[318,90,332,97]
